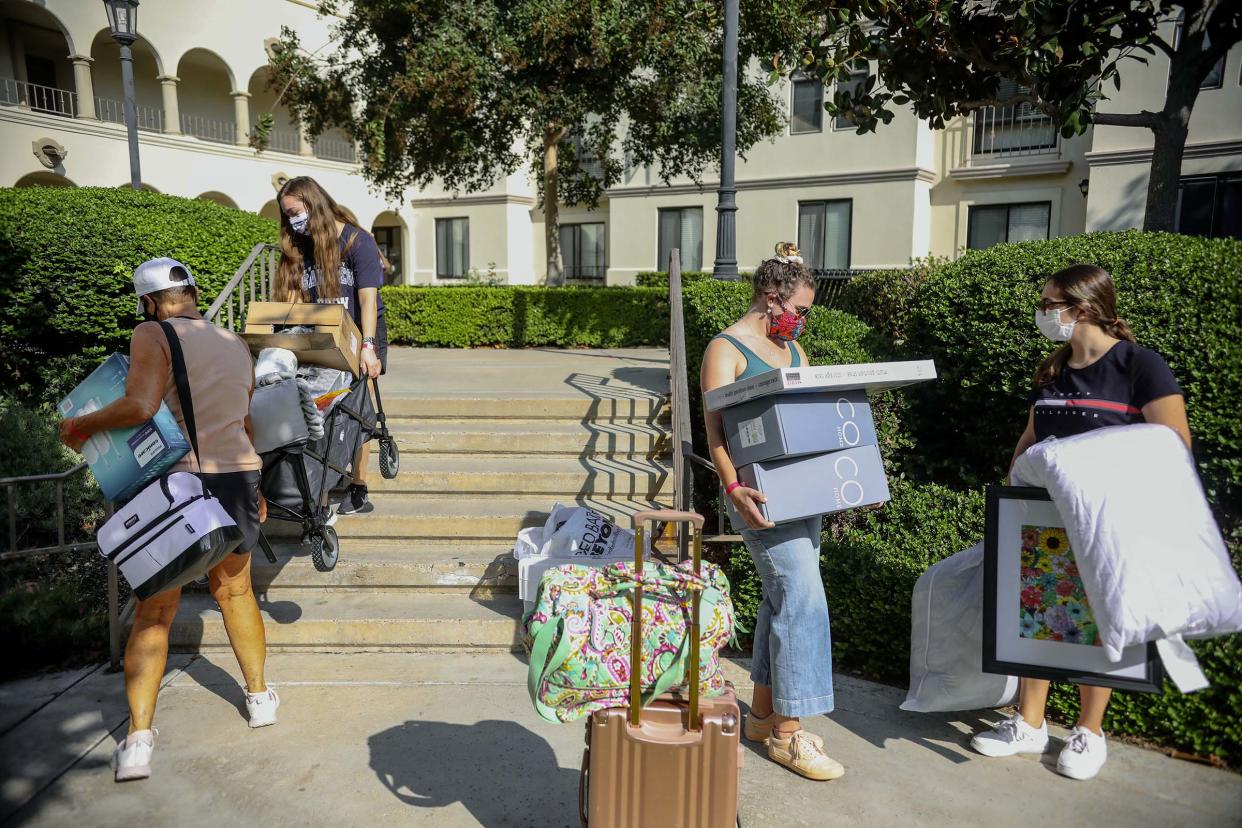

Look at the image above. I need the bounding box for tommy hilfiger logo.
[1034,398,1141,415]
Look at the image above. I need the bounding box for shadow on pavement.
[369,719,581,826]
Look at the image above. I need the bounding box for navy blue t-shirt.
[300,225,386,327]
[1029,340,1182,442]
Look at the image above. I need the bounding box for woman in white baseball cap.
[59,258,277,782]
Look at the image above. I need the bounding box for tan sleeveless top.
[153,317,262,473]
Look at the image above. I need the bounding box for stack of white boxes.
[706,360,937,525]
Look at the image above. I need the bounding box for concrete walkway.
[3,653,1238,827]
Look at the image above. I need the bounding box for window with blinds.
[790,75,824,134]
[657,207,703,272]
[560,222,607,279]
[967,202,1051,249]
[435,217,469,278]
[797,200,852,271]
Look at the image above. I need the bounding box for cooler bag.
[96,321,243,599]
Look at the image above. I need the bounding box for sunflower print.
[1019,524,1100,646]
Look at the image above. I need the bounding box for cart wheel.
[378,437,400,479]
[311,526,339,572]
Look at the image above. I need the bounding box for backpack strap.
[158,320,208,489]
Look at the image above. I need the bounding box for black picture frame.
[983,485,1164,694]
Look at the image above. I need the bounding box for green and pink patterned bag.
[524,559,735,724]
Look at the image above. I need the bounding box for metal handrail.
[3,243,280,670]
[0,76,77,117]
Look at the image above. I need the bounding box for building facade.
[2,1,1239,286]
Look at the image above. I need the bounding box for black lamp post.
[712,0,740,280]
[103,0,142,190]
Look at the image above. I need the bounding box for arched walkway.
[89,29,164,131]
[197,191,239,209]
[371,210,407,285]
[1,2,77,117]
[176,48,237,144]
[258,199,282,221]
[248,66,301,155]
[14,171,75,188]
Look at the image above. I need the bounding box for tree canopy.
[266,0,806,281]
[784,0,1240,231]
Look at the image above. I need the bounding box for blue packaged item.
[722,389,877,466]
[57,353,189,502]
[735,444,890,525]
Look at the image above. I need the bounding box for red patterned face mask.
[768,299,807,342]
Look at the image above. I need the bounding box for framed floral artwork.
[983,486,1163,693]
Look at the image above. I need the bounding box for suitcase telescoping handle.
[629,509,706,730]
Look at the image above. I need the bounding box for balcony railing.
[313,136,357,163]
[181,112,237,144]
[972,102,1058,158]
[0,77,77,117]
[264,127,301,154]
[95,95,164,133]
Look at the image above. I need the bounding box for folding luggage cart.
[255,374,399,571]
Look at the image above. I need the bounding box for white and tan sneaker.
[745,711,824,748]
[767,730,845,781]
[111,728,157,782]
[245,687,280,728]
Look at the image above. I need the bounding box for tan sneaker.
[767,730,845,781]
[745,712,824,748]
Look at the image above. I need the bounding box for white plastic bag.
[902,543,1018,713]
[513,525,544,561]
[538,502,645,560]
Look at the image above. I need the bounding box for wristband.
[361,342,376,351]
[66,422,89,442]
[725,481,742,496]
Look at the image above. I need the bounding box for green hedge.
[380,285,669,348]
[900,231,1242,524]
[0,187,277,406]
[636,270,735,288]
[0,395,110,672]
[834,258,945,342]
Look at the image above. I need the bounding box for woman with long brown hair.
[970,263,1190,780]
[276,176,387,515]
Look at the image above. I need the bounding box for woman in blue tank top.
[701,243,843,782]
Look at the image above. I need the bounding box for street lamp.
[103,0,142,190]
[712,0,740,280]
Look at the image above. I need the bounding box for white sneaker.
[111,728,157,782]
[246,687,280,728]
[970,712,1049,757]
[1057,726,1107,780]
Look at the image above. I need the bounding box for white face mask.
[1035,308,1076,342]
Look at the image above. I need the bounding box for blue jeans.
[740,515,835,718]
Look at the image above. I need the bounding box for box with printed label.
[704,359,936,411]
[57,354,190,503]
[241,302,362,377]
[736,444,889,525]
[722,389,876,466]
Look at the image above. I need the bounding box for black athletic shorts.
[200,470,261,555]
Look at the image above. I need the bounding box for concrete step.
[379,418,669,457]
[327,494,670,540]
[251,540,516,592]
[365,453,672,498]
[381,395,668,423]
[169,591,525,652]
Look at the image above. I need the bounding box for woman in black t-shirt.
[275,176,387,515]
[970,264,1191,781]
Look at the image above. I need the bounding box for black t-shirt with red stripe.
[1029,340,1182,442]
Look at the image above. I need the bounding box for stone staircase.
[168,350,671,653]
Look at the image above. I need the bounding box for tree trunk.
[544,126,566,286]
[1143,54,1202,232]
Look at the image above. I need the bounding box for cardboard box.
[722,389,876,466]
[704,359,937,411]
[736,444,890,525]
[57,354,190,502]
[241,302,362,377]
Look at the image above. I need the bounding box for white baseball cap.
[133,257,196,298]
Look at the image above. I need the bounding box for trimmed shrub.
[0,187,277,407]
[723,480,986,679]
[381,285,668,348]
[900,231,1242,526]
[636,270,735,288]
[0,395,110,672]
[835,258,946,342]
